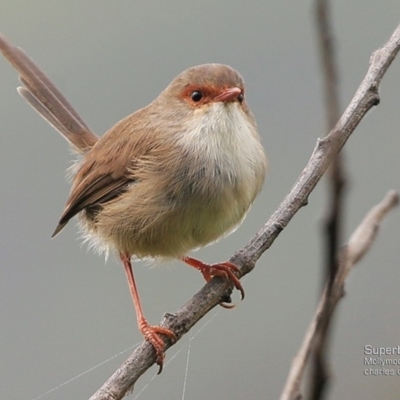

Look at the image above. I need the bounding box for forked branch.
[280,190,399,400]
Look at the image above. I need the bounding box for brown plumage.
[0,34,267,372]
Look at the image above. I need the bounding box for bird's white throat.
[179,102,259,184]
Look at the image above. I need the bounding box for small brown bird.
[0,34,267,372]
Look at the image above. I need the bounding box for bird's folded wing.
[52,173,134,237]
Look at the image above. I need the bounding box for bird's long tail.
[0,34,99,153]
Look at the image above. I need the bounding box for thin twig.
[280,190,399,400]
[89,24,400,400]
[314,0,345,397]
[316,0,341,130]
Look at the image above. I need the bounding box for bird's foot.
[139,318,176,374]
[182,257,244,306]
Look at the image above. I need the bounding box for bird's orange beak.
[215,87,242,102]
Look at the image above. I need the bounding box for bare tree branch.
[280,190,399,400]
[89,24,400,400]
[313,0,345,397]
[90,25,400,400]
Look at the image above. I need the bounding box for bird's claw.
[139,320,176,374]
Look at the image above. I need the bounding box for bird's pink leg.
[120,253,176,374]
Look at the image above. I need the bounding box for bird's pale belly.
[83,174,253,259]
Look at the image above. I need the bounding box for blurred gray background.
[1,1,399,399]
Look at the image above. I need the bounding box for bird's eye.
[238,93,244,103]
[191,91,203,102]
